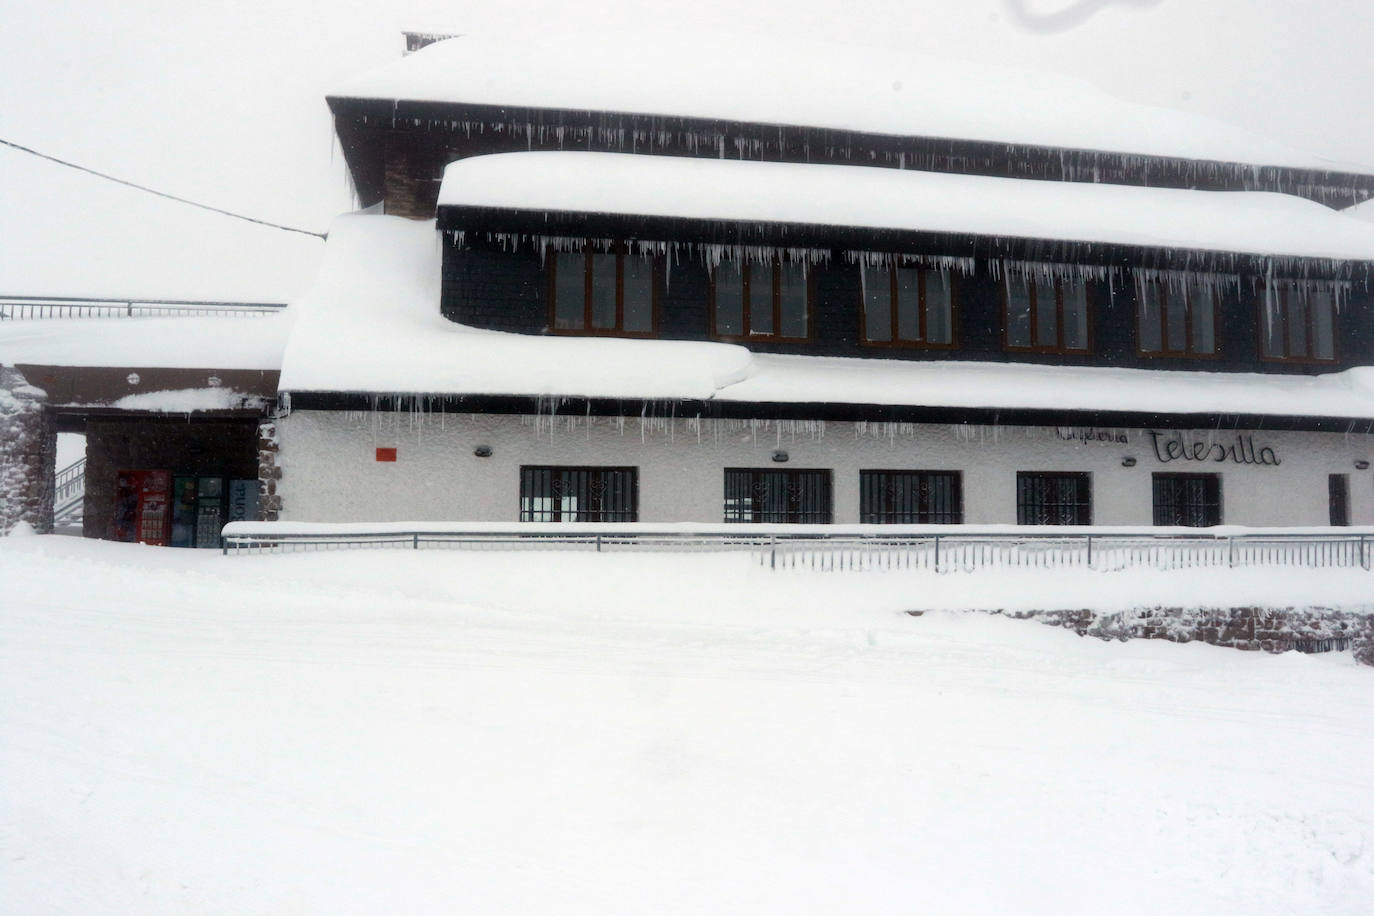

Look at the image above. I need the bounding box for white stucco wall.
[277,410,1374,526]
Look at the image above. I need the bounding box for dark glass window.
[549,244,656,336]
[723,469,832,523]
[1138,282,1217,357]
[1016,472,1091,525]
[1152,473,1222,527]
[860,470,963,523]
[712,260,810,341]
[519,467,638,522]
[1005,275,1089,352]
[1329,474,1350,526]
[1261,283,1337,362]
[860,265,955,347]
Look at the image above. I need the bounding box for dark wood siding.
[330,97,1374,218]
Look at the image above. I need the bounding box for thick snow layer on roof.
[1344,198,1374,225]
[335,30,1363,174]
[281,214,1374,421]
[0,314,290,370]
[439,152,1374,263]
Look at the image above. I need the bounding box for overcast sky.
[2,0,1371,301]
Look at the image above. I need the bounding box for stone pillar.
[1,366,56,534]
[257,418,281,521]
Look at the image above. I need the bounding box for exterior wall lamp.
[771,450,789,463]
[1356,460,1370,470]
[474,445,493,458]
[1121,457,1137,468]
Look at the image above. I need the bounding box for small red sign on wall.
[375,447,397,462]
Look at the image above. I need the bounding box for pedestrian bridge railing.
[220,522,1374,572]
[1,295,286,320]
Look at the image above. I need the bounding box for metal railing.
[220,523,1374,572]
[53,457,86,523]
[1,295,287,320]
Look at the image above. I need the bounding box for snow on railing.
[0,295,287,320]
[219,522,1374,573]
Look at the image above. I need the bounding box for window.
[1138,282,1218,357]
[1016,472,1091,525]
[1004,274,1090,353]
[1152,473,1222,527]
[723,469,832,523]
[519,466,638,522]
[1261,283,1337,362]
[860,470,963,523]
[860,265,955,347]
[1329,474,1350,526]
[549,243,656,336]
[711,259,810,341]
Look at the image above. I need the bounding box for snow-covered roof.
[334,30,1366,176]
[438,152,1374,265]
[0,313,291,370]
[279,213,1374,422]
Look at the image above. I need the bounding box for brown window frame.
[709,259,815,344]
[547,242,659,338]
[1003,275,1092,355]
[1258,283,1339,365]
[1136,282,1221,359]
[859,264,959,350]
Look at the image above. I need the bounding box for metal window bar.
[723,469,833,524]
[860,470,963,524]
[519,466,638,523]
[1016,473,1091,525]
[1152,474,1222,527]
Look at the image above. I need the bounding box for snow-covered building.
[7,30,1374,538]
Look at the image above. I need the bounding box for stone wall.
[0,366,56,534]
[1003,607,1374,666]
[257,418,281,521]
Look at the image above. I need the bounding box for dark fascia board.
[284,391,1374,435]
[328,95,1374,203]
[437,204,1374,281]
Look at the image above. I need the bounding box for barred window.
[1152,473,1222,527]
[723,469,832,524]
[1138,282,1217,357]
[519,466,638,522]
[1005,275,1090,353]
[712,259,810,341]
[860,265,955,348]
[1016,472,1091,525]
[1261,283,1336,362]
[550,243,656,336]
[860,470,963,524]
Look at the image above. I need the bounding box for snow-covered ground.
[3,534,1372,914]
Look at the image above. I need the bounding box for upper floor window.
[860,265,956,348]
[711,259,810,342]
[1004,274,1090,353]
[549,243,656,337]
[1138,282,1218,357]
[1261,283,1336,362]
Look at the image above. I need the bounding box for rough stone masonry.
[0,366,56,534]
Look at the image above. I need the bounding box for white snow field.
[3,534,1372,914]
